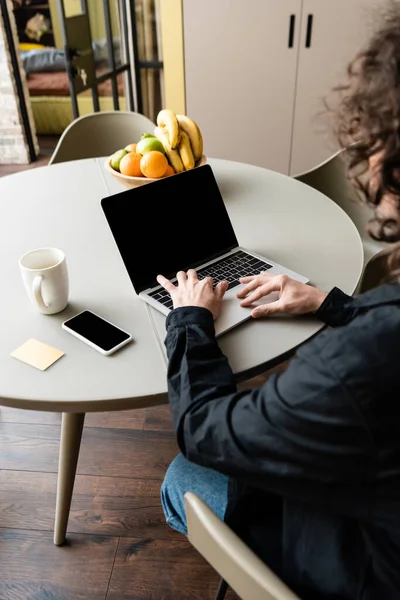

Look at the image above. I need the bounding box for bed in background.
[21,43,126,135]
[27,70,126,135]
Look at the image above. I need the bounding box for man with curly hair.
[157,3,400,599]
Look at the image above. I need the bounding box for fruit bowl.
[104,155,208,188]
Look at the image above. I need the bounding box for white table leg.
[54,412,85,545]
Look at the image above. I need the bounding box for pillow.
[21,48,66,75]
[92,37,121,66]
[19,42,45,51]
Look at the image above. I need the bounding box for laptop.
[101,164,309,337]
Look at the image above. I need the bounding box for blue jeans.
[161,454,229,535]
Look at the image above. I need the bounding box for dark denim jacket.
[163,283,400,599]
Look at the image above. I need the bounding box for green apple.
[141,132,156,139]
[136,137,165,155]
[110,148,129,171]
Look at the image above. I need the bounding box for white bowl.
[104,154,208,187]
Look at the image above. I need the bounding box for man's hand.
[237,272,327,318]
[157,270,229,320]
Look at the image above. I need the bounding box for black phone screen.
[63,311,131,351]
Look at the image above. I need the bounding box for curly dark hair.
[331,1,400,280]
[333,3,400,198]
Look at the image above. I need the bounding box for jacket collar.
[353,282,400,308]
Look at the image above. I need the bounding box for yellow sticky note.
[11,339,65,371]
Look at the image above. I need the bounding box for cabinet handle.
[305,14,313,48]
[288,14,296,48]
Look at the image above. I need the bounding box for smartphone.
[62,310,132,355]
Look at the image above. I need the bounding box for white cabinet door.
[183,0,302,174]
[290,0,382,176]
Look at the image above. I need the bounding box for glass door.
[56,0,134,117]
[133,0,164,121]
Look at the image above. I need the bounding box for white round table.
[0,156,363,544]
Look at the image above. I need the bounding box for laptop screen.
[101,164,239,292]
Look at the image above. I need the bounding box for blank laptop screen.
[101,165,239,292]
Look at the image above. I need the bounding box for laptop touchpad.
[215,291,281,337]
[250,291,280,306]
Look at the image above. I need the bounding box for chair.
[184,492,300,600]
[49,110,156,165]
[293,149,391,291]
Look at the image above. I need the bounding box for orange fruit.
[124,143,137,153]
[140,150,168,178]
[119,152,143,177]
[165,164,176,177]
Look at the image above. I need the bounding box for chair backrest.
[184,492,301,600]
[294,149,390,267]
[49,110,156,165]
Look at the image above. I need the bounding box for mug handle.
[33,275,50,310]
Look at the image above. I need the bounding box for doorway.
[10,0,164,137]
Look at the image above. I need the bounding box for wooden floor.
[0,403,235,600]
[0,373,284,600]
[0,142,286,599]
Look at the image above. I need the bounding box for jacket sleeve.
[314,286,356,327]
[164,294,373,505]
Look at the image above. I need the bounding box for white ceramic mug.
[19,247,69,315]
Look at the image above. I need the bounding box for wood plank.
[0,422,178,478]
[108,537,239,599]
[78,428,179,478]
[0,406,146,429]
[144,404,174,431]
[0,470,181,540]
[0,422,60,472]
[85,408,146,429]
[0,528,118,600]
[0,407,61,425]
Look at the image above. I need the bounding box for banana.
[153,126,185,173]
[176,114,203,162]
[156,109,180,149]
[178,130,195,170]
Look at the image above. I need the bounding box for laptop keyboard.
[149,250,273,311]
